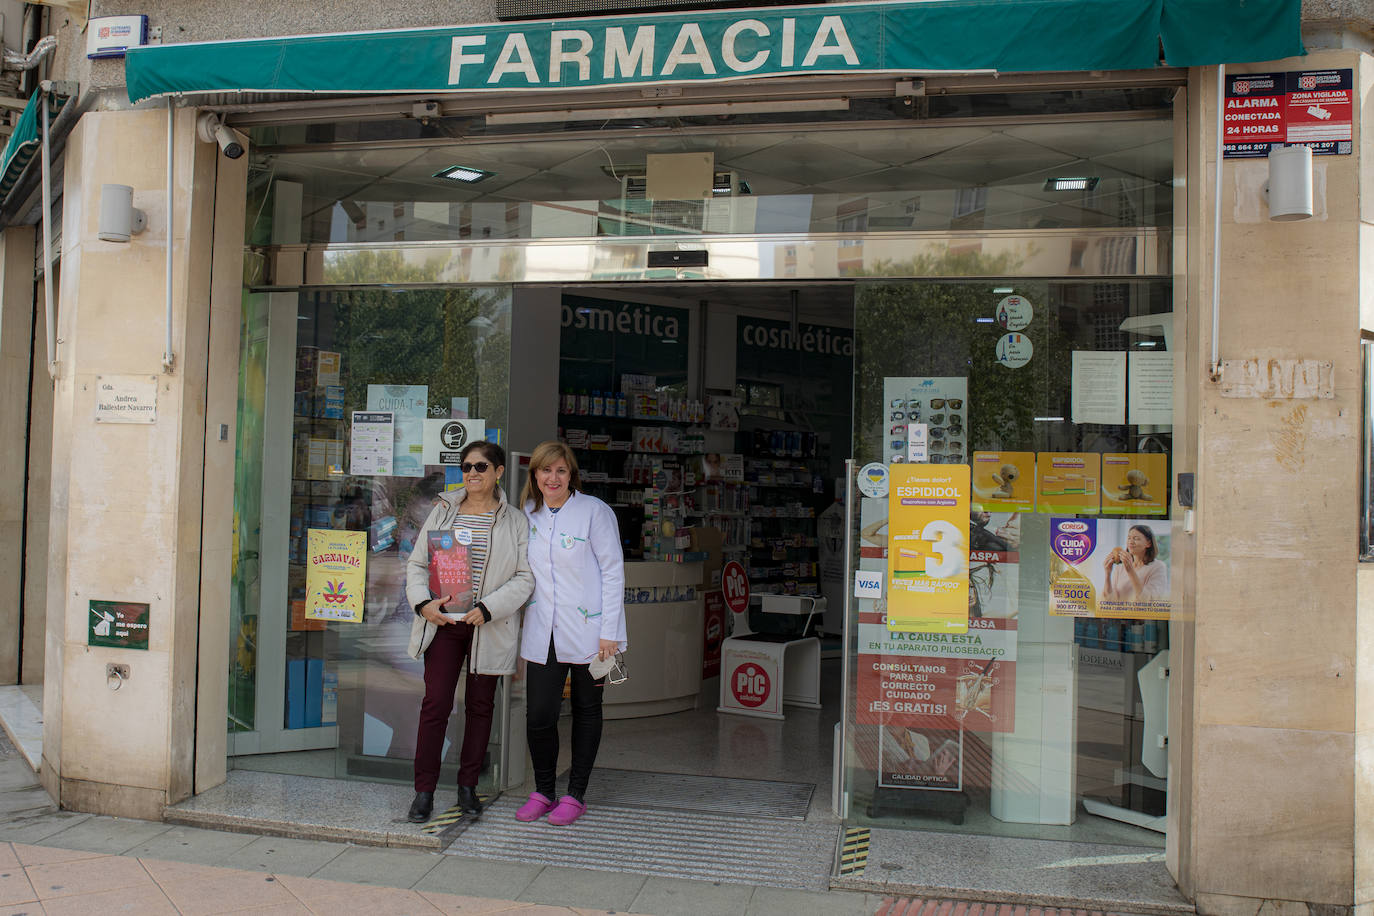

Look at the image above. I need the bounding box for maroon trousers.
[413,621,499,791]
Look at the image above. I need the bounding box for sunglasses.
[460,461,491,473]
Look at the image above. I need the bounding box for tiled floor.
[0,837,891,915]
[0,841,643,915]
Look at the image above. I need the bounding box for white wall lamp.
[1265,144,1313,221]
[97,183,146,242]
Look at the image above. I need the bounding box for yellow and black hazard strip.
[420,795,491,835]
[838,827,871,876]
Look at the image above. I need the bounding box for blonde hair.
[522,440,581,511]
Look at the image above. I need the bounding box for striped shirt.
[452,510,496,598]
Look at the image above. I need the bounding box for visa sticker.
[854,570,884,598]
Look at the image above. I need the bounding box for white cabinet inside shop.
[605,561,704,719]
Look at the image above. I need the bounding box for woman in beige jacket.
[404,440,532,823]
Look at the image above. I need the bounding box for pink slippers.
[515,791,585,825]
[515,791,554,822]
[547,795,587,826]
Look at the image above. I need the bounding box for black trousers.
[526,636,605,801]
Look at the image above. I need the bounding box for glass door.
[841,278,1174,844]
[230,282,517,793]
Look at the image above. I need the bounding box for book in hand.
[428,530,475,619]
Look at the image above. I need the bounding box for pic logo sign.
[731,662,771,708]
[722,560,750,615]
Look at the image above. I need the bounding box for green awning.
[125,0,1303,103]
[0,91,69,199]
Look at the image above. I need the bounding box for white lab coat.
[522,491,628,664]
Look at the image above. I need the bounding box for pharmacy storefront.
[37,0,1370,909]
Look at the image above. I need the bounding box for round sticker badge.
[857,461,889,499]
[996,295,1033,331]
[996,333,1034,368]
[455,528,474,546]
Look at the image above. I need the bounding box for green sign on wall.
[125,0,1304,103]
[88,601,150,651]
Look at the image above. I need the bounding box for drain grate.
[569,767,815,820]
[445,795,836,889]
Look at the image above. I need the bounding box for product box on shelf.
[316,351,342,387]
[321,671,338,726]
[321,386,344,418]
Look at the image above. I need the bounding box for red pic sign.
[721,560,750,615]
[730,662,772,708]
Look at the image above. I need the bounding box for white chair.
[717,594,824,720]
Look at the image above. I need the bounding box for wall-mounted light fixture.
[97,183,146,242]
[1265,144,1313,221]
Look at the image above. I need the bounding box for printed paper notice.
[350,411,394,476]
[367,385,428,477]
[1071,352,1126,425]
[1129,352,1174,425]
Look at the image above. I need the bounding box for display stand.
[717,595,823,720]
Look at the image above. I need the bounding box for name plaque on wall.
[94,375,158,424]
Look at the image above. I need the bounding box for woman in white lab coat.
[516,440,627,826]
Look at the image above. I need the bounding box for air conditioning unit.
[616,171,749,234]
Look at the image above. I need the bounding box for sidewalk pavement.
[0,733,1142,916]
[0,729,889,915]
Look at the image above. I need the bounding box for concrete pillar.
[23,267,52,687]
[0,225,35,685]
[40,107,245,817]
[1171,48,1365,914]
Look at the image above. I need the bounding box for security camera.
[196,112,244,160]
[214,122,244,159]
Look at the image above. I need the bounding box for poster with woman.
[1048,517,1172,619]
